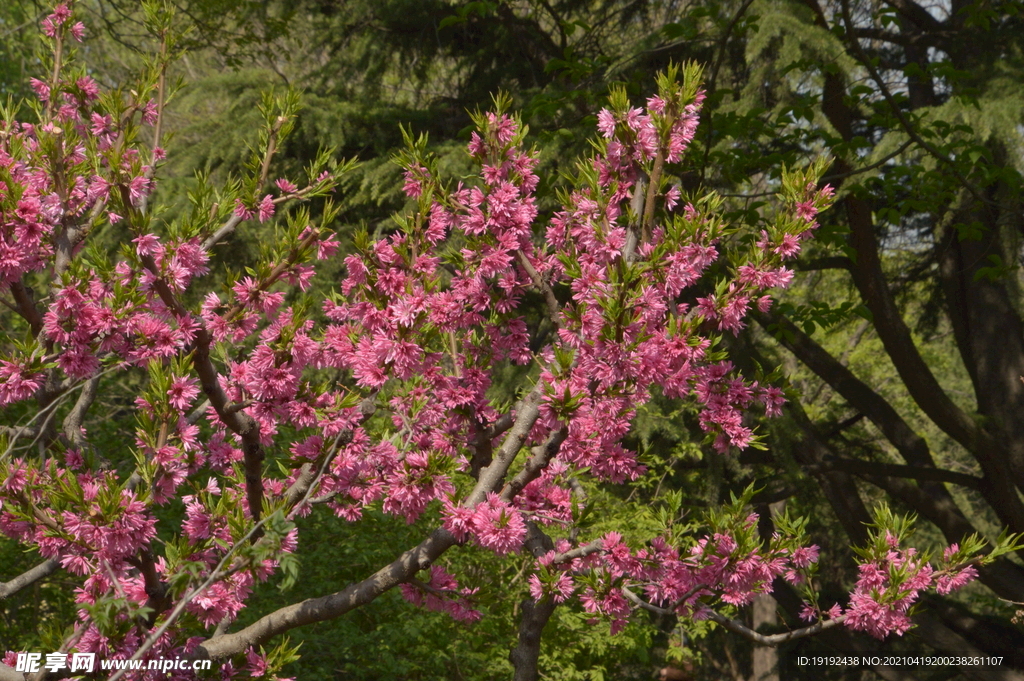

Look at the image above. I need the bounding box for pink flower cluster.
[585,524,808,635]
[0,462,157,577]
[538,89,817,460]
[443,493,527,554]
[399,565,482,623]
[596,90,704,164]
[0,7,328,677]
[835,534,978,639]
[528,517,979,642]
[41,4,84,41]
[0,360,44,404]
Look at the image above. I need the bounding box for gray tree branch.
[0,559,60,599]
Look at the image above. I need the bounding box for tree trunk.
[750,595,779,681]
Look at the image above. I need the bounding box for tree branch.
[800,1,996,483]
[0,559,60,599]
[108,504,299,681]
[284,394,376,510]
[704,609,845,646]
[510,523,557,681]
[641,149,665,242]
[195,527,457,661]
[0,665,25,681]
[550,541,603,564]
[620,587,844,646]
[61,374,100,449]
[699,0,758,185]
[778,43,1024,522]
[510,595,556,681]
[200,214,244,251]
[621,178,647,263]
[756,309,935,468]
[879,0,946,33]
[793,256,852,271]
[200,108,289,251]
[114,380,377,680]
[517,250,561,329]
[839,0,988,207]
[850,27,950,50]
[501,425,568,502]
[194,384,549,660]
[933,192,1024,495]
[9,281,43,337]
[820,138,914,184]
[816,457,983,489]
[138,253,267,526]
[856,471,1024,601]
[759,311,1024,590]
[465,384,545,507]
[769,316,1024,602]
[755,307,1024,532]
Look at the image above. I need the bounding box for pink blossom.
[528,573,545,601]
[167,375,200,412]
[791,545,819,568]
[403,167,428,198]
[257,194,275,222]
[597,109,616,138]
[487,112,518,144]
[141,100,159,125]
[76,77,99,100]
[128,175,152,205]
[773,233,801,258]
[451,493,527,555]
[133,233,160,257]
[468,131,486,156]
[664,185,681,211]
[935,564,978,595]
[234,199,254,220]
[65,449,84,469]
[49,4,72,25]
[646,95,666,114]
[399,566,481,623]
[317,233,340,260]
[29,78,50,103]
[0,60,856,668]
[795,200,817,222]
[0,361,44,405]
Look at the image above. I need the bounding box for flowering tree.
[0,4,1013,680]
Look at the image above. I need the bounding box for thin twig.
[516,250,561,328]
[621,587,844,646]
[2,367,120,461]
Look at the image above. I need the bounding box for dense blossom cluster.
[835,534,980,639]
[528,519,810,636]
[518,498,825,636]
[398,565,482,623]
[0,7,987,680]
[0,462,157,576]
